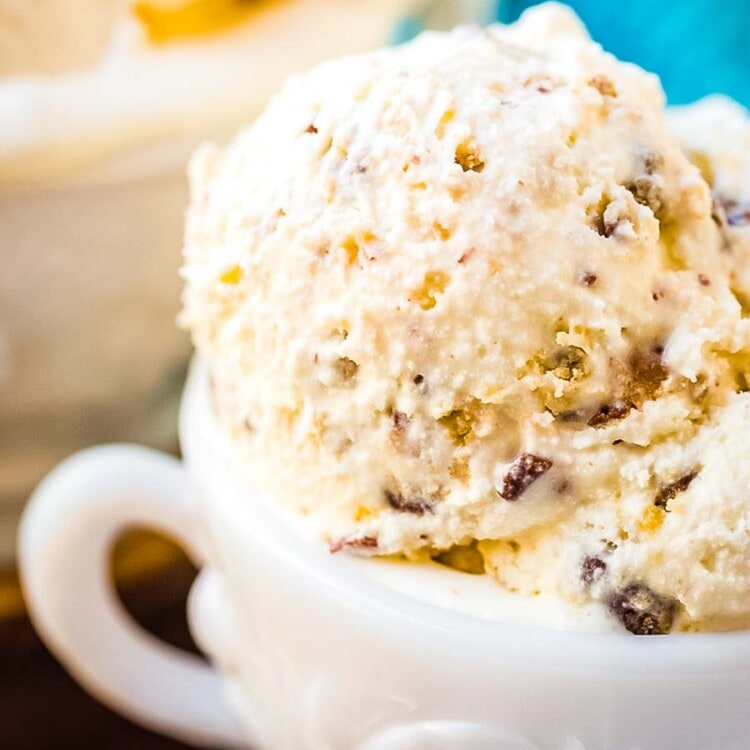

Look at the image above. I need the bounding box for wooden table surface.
[0,532,215,750]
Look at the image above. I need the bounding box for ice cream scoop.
[182,3,750,633]
[667,95,750,309]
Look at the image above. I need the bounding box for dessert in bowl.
[20,4,750,748]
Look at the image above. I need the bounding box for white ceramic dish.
[19,361,750,750]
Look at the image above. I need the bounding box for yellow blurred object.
[134,0,271,43]
[0,569,24,621]
[0,531,190,623]
[433,543,486,575]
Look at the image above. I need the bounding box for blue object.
[498,0,750,106]
[395,0,750,107]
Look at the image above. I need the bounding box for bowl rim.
[180,358,750,675]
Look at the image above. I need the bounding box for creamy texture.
[182,3,750,633]
[667,96,750,309]
[0,0,414,562]
[189,359,615,632]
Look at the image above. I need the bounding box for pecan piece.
[626,176,664,214]
[329,535,378,554]
[499,453,553,501]
[625,147,665,216]
[587,398,633,427]
[384,489,434,515]
[628,344,668,401]
[540,345,588,382]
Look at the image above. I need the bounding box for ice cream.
[181,3,750,634]
[0,0,414,562]
[667,96,750,310]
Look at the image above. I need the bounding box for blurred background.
[0,0,747,747]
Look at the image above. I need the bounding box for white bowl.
[19,360,750,750]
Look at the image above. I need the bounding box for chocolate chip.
[580,271,598,286]
[554,478,571,494]
[720,199,750,227]
[384,489,434,515]
[413,373,427,394]
[390,410,414,454]
[392,411,409,432]
[581,556,607,585]
[587,398,633,427]
[711,196,744,251]
[655,471,698,510]
[594,206,620,238]
[606,583,678,635]
[498,453,553,501]
[641,150,664,176]
[698,273,711,287]
[329,535,378,554]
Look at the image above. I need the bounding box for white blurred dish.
[19,360,750,750]
[0,0,415,563]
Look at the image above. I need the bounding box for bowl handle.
[18,444,247,748]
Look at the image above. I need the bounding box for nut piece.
[454,141,485,173]
[587,398,633,427]
[329,535,378,554]
[625,148,665,217]
[384,489,434,515]
[588,75,617,97]
[540,345,588,381]
[499,453,553,501]
[628,345,668,402]
[606,583,678,635]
